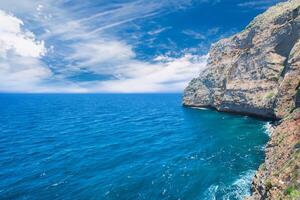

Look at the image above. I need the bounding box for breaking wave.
[203,170,256,200]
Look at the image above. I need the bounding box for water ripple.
[0,94,269,200]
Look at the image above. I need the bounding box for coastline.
[185,104,300,198]
[247,108,300,199]
[183,104,277,121]
[182,0,300,198]
[184,104,275,198]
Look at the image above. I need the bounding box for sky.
[0,0,284,93]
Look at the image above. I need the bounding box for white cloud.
[0,0,209,93]
[0,10,51,92]
[0,10,46,57]
[60,30,208,93]
[182,27,220,40]
[75,54,208,93]
[0,55,51,92]
[182,30,206,40]
[237,0,283,10]
[67,40,135,74]
[148,26,172,35]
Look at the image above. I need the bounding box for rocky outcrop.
[183,0,300,119]
[183,0,300,199]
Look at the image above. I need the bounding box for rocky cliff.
[247,109,300,199]
[183,0,300,199]
[183,0,300,119]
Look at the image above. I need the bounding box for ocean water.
[0,94,269,200]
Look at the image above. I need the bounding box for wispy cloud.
[237,0,283,10]
[0,0,210,93]
[74,54,209,93]
[182,27,220,40]
[148,26,172,35]
[182,30,207,40]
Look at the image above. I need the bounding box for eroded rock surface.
[183,0,300,119]
[247,109,300,200]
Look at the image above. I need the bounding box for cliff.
[183,0,300,199]
[248,109,300,199]
[183,0,300,119]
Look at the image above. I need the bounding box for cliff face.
[183,0,300,119]
[248,109,300,200]
[183,0,300,199]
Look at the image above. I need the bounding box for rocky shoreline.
[183,0,300,199]
[247,109,300,199]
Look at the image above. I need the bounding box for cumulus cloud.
[0,10,51,92]
[0,10,46,57]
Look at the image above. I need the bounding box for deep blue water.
[0,94,269,200]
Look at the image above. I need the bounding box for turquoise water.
[0,94,269,200]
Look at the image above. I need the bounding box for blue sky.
[0,0,283,93]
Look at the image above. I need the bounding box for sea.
[0,94,269,200]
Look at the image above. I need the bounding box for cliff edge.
[183,0,300,119]
[183,0,300,199]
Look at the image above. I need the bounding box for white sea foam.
[191,107,209,110]
[203,170,255,200]
[263,122,272,137]
[204,185,219,200]
[224,170,255,200]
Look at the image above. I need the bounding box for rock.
[183,0,300,199]
[183,0,300,119]
[248,109,300,199]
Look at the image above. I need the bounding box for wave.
[203,170,255,200]
[263,122,272,137]
[191,107,209,110]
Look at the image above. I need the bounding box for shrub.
[285,186,300,198]
[265,92,275,99]
[265,180,273,191]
